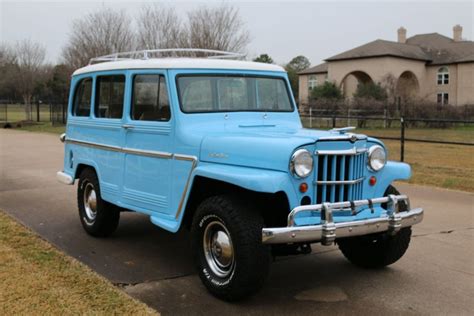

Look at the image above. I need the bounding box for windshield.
[177,75,293,113]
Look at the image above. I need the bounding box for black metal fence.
[300,112,474,162]
[0,101,67,126]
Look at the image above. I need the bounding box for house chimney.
[398,27,407,43]
[453,24,463,41]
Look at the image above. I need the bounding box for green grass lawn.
[0,211,157,315]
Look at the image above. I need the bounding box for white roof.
[73,58,285,75]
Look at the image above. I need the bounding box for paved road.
[1,129,473,315]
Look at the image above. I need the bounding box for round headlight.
[368,145,386,171]
[290,149,313,178]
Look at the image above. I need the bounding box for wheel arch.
[181,175,291,230]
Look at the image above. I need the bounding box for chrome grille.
[314,149,366,204]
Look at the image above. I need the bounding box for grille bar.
[315,150,366,204]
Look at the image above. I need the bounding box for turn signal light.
[299,182,308,193]
[369,176,377,186]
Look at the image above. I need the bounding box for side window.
[132,75,170,121]
[95,75,125,119]
[72,78,92,116]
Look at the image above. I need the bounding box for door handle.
[122,124,134,129]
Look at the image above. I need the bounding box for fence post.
[400,117,405,162]
[332,115,336,128]
[309,107,312,129]
[383,108,387,128]
[36,101,40,122]
[5,103,7,122]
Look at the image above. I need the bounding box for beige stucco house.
[299,25,474,106]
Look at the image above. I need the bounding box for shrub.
[309,82,343,101]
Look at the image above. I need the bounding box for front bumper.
[262,194,423,245]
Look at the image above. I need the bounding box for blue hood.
[199,126,367,172]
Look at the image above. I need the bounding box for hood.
[199,127,367,172]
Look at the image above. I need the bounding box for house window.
[437,92,449,105]
[308,75,317,90]
[437,67,449,85]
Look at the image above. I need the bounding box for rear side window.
[72,78,92,116]
[132,74,170,121]
[95,75,125,119]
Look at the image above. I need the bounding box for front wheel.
[191,195,271,301]
[337,185,412,268]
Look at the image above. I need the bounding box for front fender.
[191,162,299,206]
[374,161,411,196]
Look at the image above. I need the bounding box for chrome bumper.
[56,171,74,185]
[262,195,423,245]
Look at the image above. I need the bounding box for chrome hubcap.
[83,183,97,224]
[203,221,235,278]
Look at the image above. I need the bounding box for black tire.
[337,185,412,269]
[191,195,271,301]
[77,168,120,237]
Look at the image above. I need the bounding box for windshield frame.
[175,73,295,114]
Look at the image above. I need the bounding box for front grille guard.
[262,194,423,245]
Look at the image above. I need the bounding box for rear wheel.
[191,195,271,301]
[77,168,120,237]
[337,185,412,268]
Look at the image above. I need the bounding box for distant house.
[299,25,474,106]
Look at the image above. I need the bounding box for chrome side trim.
[59,133,66,143]
[64,137,198,220]
[66,138,122,152]
[123,147,173,159]
[315,148,367,155]
[315,177,364,185]
[174,156,198,220]
[56,171,74,185]
[262,194,423,244]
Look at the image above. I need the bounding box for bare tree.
[12,40,46,120]
[0,44,18,102]
[136,4,184,50]
[183,4,250,53]
[62,8,135,69]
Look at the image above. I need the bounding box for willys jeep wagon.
[57,49,424,301]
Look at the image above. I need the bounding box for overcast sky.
[1,0,472,66]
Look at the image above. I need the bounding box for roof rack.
[89,48,246,65]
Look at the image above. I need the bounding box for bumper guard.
[262,194,423,245]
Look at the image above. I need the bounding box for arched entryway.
[340,71,374,99]
[396,71,420,101]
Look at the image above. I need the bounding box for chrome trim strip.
[318,133,367,141]
[123,147,173,159]
[315,177,364,185]
[64,137,198,220]
[174,156,198,220]
[315,148,367,155]
[66,138,122,152]
[56,171,74,185]
[59,133,66,143]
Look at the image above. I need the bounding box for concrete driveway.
[1,129,473,315]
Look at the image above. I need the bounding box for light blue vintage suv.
[57,49,423,301]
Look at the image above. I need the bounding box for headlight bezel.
[290,149,313,178]
[367,145,387,172]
